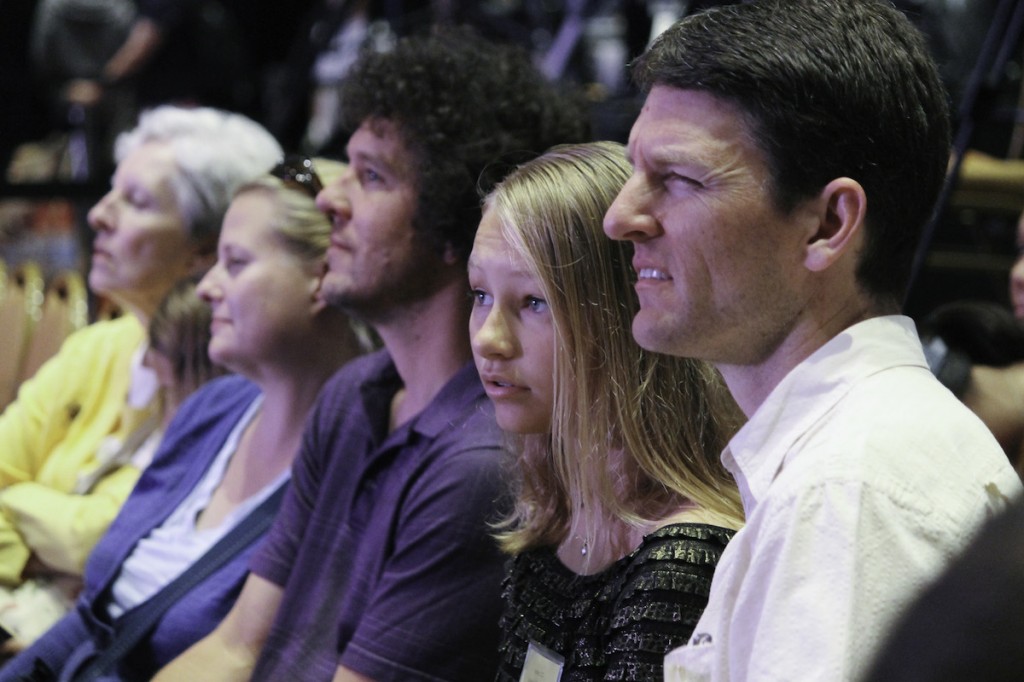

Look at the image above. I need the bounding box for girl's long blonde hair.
[488,141,744,554]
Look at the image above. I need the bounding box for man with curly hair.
[154,27,589,682]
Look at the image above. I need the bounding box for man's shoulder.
[794,362,1001,465]
[765,367,1021,540]
[399,391,505,500]
[844,365,1006,468]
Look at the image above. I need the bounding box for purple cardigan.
[1,375,269,682]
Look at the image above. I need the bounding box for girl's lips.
[480,376,528,399]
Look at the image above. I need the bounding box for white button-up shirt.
[665,316,1022,681]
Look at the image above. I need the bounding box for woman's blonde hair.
[233,158,378,353]
[488,141,744,554]
[233,157,344,263]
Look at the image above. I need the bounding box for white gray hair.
[115,106,283,249]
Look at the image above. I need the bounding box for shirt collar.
[409,360,488,438]
[359,351,485,443]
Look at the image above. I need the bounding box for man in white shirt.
[602,1,1024,680]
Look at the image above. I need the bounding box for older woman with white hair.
[0,105,281,607]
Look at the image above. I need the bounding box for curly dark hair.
[634,0,951,310]
[340,25,591,261]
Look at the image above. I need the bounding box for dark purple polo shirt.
[249,350,508,681]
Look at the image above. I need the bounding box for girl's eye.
[361,168,381,184]
[526,296,548,314]
[470,288,493,306]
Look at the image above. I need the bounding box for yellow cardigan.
[0,315,158,584]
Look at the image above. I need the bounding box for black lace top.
[495,523,735,681]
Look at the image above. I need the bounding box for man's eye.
[665,172,703,189]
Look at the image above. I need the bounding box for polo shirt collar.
[359,352,484,443]
[408,360,486,438]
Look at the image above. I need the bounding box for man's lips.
[637,267,672,281]
[328,235,352,252]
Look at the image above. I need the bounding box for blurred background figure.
[263,0,394,155]
[1008,208,1024,320]
[29,0,261,183]
[142,277,226,431]
[921,300,1024,477]
[919,205,1024,478]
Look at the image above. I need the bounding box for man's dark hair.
[633,0,951,309]
[340,26,591,261]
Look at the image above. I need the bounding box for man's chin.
[318,286,351,309]
[632,315,663,349]
[632,314,687,357]
[317,273,350,305]
[318,281,371,320]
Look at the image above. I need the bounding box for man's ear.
[804,177,867,273]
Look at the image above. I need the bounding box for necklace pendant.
[581,543,588,557]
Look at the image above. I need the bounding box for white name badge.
[519,640,564,682]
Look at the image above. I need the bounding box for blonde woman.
[2,158,365,681]
[468,141,744,681]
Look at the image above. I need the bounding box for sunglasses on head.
[270,155,323,198]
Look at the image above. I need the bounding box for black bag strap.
[72,483,288,682]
